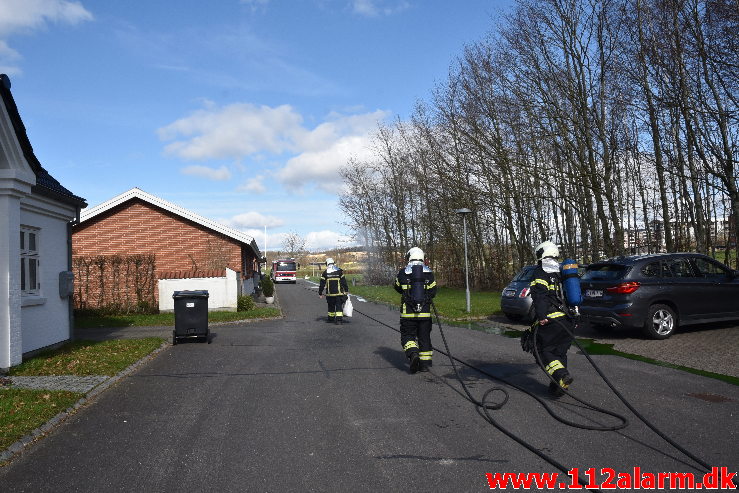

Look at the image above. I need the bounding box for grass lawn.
[8,338,165,376]
[304,275,501,320]
[75,307,281,329]
[348,284,501,320]
[0,388,83,451]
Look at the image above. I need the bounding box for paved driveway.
[1,280,737,491]
[488,315,739,378]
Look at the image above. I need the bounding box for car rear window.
[641,261,661,277]
[692,257,730,278]
[513,266,536,282]
[581,264,628,280]
[664,258,695,278]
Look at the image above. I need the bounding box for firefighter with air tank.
[318,257,349,324]
[394,247,437,373]
[522,240,577,397]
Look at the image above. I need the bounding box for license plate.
[504,289,516,297]
[585,289,603,298]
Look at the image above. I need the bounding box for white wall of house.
[158,268,239,312]
[0,190,26,369]
[0,115,36,369]
[1,76,81,370]
[19,194,76,354]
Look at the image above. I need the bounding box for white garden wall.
[158,268,238,312]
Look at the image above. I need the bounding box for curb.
[0,342,170,465]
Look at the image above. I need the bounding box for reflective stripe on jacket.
[319,267,348,296]
[529,265,565,321]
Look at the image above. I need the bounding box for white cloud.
[160,102,387,191]
[181,165,231,181]
[278,134,375,191]
[0,41,20,61]
[239,0,270,9]
[237,228,354,253]
[230,226,356,253]
[238,176,267,193]
[240,228,285,253]
[305,230,355,251]
[351,0,410,17]
[158,103,303,160]
[0,0,93,35]
[278,110,385,189]
[0,0,93,72]
[221,211,284,229]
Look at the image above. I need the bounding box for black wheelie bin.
[172,290,209,344]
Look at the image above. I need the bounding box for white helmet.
[325,257,335,266]
[406,247,424,262]
[535,241,559,261]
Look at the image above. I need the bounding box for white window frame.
[20,226,41,296]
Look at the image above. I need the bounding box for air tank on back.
[560,258,582,307]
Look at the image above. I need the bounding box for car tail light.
[519,287,530,298]
[606,282,640,294]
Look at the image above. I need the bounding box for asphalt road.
[1,280,737,492]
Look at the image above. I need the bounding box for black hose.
[549,317,713,473]
[352,301,607,491]
[528,322,629,431]
[307,283,712,483]
[430,303,603,490]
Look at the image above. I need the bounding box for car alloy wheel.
[643,304,677,339]
[652,309,674,335]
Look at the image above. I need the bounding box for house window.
[20,226,40,296]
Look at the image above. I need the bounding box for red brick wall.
[73,199,251,273]
[72,199,259,311]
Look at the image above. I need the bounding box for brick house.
[72,187,261,310]
[1,74,87,369]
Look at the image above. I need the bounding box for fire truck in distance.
[271,258,298,284]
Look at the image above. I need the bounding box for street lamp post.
[455,208,472,313]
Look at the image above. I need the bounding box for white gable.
[0,87,35,187]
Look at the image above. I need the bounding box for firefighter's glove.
[520,329,535,354]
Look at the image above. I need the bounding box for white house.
[0,74,87,370]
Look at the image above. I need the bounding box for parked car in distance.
[580,253,739,339]
[501,265,537,323]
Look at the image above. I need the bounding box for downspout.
[68,206,80,341]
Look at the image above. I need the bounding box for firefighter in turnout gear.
[319,258,349,324]
[529,241,575,397]
[394,247,437,373]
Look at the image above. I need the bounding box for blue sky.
[1,0,513,251]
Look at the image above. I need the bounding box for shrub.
[237,295,256,312]
[261,276,275,297]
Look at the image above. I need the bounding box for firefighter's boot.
[408,352,421,374]
[335,316,343,325]
[552,368,573,394]
[548,381,564,398]
[326,316,335,324]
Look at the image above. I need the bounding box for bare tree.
[281,231,306,258]
[339,0,738,290]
